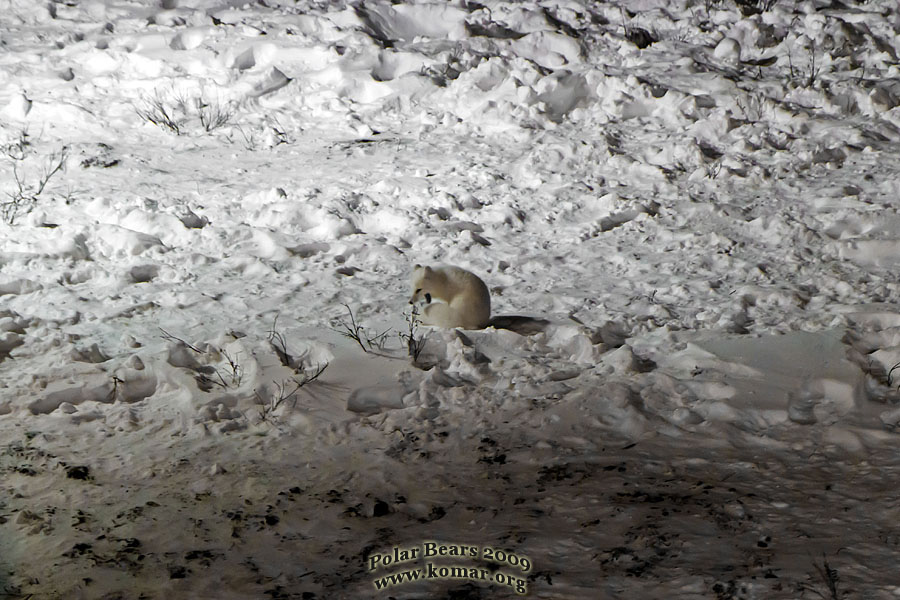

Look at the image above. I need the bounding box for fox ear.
[423,266,434,275]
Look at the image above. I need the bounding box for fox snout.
[409,290,431,304]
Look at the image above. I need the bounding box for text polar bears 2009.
[369,541,531,595]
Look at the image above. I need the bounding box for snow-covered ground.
[2,0,900,598]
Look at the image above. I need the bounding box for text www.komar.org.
[370,542,530,595]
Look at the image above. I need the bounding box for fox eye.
[425,293,431,303]
[415,288,421,294]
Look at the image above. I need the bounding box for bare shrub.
[195,95,236,132]
[136,87,236,135]
[802,555,842,600]
[234,116,291,150]
[332,304,390,353]
[788,39,822,88]
[257,318,329,422]
[160,328,244,392]
[135,89,188,134]
[1,130,68,225]
[398,305,425,362]
[255,363,328,422]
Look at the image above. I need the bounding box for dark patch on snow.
[168,564,188,579]
[626,27,656,49]
[65,465,91,480]
[63,542,93,557]
[372,499,390,517]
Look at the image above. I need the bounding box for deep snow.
[1,0,900,598]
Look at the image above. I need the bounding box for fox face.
[409,265,434,305]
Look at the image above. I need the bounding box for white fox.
[409,264,491,330]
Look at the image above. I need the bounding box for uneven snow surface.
[2,0,900,598]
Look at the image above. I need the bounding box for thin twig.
[222,349,243,386]
[257,362,328,422]
[267,315,294,367]
[159,328,203,353]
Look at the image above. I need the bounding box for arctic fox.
[409,264,491,330]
